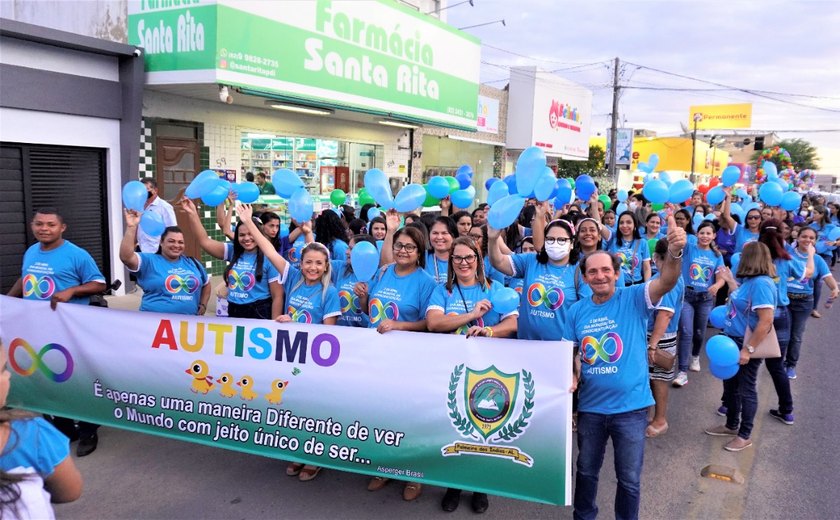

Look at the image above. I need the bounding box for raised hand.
[124,208,141,228]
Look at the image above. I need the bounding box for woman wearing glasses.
[488,201,579,340]
[720,189,762,251]
[358,209,437,501]
[466,225,505,284]
[426,236,518,513]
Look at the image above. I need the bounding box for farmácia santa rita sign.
[128,0,481,130]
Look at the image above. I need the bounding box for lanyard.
[454,281,478,327]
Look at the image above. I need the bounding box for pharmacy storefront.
[129,0,480,270]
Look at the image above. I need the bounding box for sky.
[448,0,840,178]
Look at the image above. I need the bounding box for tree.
[751,138,820,171]
[556,145,606,178]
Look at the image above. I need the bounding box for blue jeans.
[786,296,813,368]
[722,336,761,440]
[678,289,713,371]
[574,409,647,520]
[764,306,792,414]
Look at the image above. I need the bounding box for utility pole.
[608,57,620,186]
[690,113,702,184]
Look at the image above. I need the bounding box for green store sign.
[129,0,481,130]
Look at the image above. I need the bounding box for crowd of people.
[4,176,839,518]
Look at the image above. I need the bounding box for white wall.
[0,108,125,293]
[0,0,128,42]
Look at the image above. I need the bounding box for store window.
[420,137,496,208]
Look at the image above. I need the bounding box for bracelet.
[668,248,684,259]
[484,326,494,337]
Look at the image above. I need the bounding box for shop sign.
[129,0,481,130]
[689,103,752,130]
[506,67,592,160]
[477,95,499,134]
[606,128,634,166]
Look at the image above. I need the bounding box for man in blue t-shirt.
[564,214,686,520]
[7,208,107,458]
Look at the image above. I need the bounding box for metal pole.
[690,116,699,184]
[609,57,620,186]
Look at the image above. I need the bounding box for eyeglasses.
[468,234,483,241]
[452,254,477,264]
[747,215,761,220]
[393,242,418,253]
[545,237,571,245]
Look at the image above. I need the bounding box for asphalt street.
[52,279,840,519]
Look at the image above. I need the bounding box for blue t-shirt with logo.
[367,264,437,327]
[564,283,657,414]
[326,239,349,263]
[724,275,777,337]
[681,243,724,291]
[607,237,650,283]
[735,224,759,251]
[331,259,370,328]
[787,247,830,294]
[224,243,281,304]
[425,252,449,285]
[647,275,684,335]
[280,263,341,324]
[131,253,208,314]
[21,240,105,305]
[509,253,578,341]
[426,281,517,334]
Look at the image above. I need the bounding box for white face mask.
[629,202,638,211]
[545,242,571,261]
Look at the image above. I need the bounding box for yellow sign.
[689,103,752,129]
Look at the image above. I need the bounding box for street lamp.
[710,135,724,177]
[690,113,702,184]
[458,19,506,30]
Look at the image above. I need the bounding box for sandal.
[286,462,304,476]
[403,482,422,501]
[298,465,322,482]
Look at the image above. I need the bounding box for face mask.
[147,191,154,200]
[545,242,571,261]
[800,210,809,217]
[629,202,638,211]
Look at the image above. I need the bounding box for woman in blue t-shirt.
[488,202,579,341]
[673,221,725,386]
[183,199,284,320]
[466,224,505,284]
[808,205,838,316]
[705,242,777,452]
[426,236,517,514]
[721,188,762,251]
[330,234,377,328]
[120,210,210,315]
[425,217,457,285]
[607,211,651,285]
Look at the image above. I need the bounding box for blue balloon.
[638,162,651,174]
[763,161,778,178]
[616,202,628,214]
[201,179,229,207]
[451,186,475,209]
[364,168,388,190]
[759,182,784,206]
[503,174,518,195]
[233,182,260,203]
[575,174,595,201]
[659,171,673,185]
[533,171,557,202]
[456,164,474,177]
[279,225,290,239]
[730,252,741,274]
[736,188,750,201]
[709,362,740,380]
[648,154,660,171]
[364,168,394,209]
[487,195,526,230]
[669,179,695,204]
[643,179,669,204]
[829,227,840,241]
[555,178,573,207]
[491,287,519,315]
[185,170,220,199]
[139,211,165,236]
[367,207,381,221]
[485,177,500,191]
[772,176,789,193]
[515,147,546,196]
[288,187,313,223]
[271,169,304,198]
[709,305,728,329]
[705,213,716,221]
[487,180,509,206]
[706,335,740,366]
[729,203,745,222]
[351,241,379,282]
[706,186,725,205]
[122,180,148,212]
[427,176,450,199]
[693,213,704,228]
[722,165,741,187]
[394,183,427,212]
[780,191,802,212]
[617,189,628,202]
[456,173,472,190]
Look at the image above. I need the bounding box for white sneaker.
[690,356,701,372]
[673,371,689,387]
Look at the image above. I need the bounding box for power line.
[481,42,611,68]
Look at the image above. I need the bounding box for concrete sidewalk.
[106,275,226,314]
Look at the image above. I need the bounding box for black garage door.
[0,143,109,293]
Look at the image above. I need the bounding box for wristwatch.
[746,345,756,354]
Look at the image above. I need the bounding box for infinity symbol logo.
[450,313,484,335]
[526,283,564,310]
[165,274,200,294]
[617,252,639,272]
[228,270,256,291]
[689,263,712,282]
[339,290,362,314]
[288,305,313,324]
[22,274,55,299]
[9,338,74,382]
[369,298,399,324]
[580,332,623,365]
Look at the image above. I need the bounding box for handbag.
[651,348,675,370]
[743,294,781,358]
